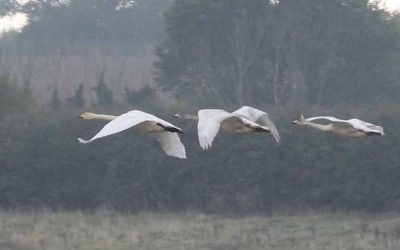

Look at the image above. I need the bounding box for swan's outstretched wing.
[78,111,149,143]
[197,109,235,150]
[306,116,348,123]
[305,116,360,133]
[130,110,183,132]
[307,116,384,134]
[347,119,384,135]
[78,110,183,143]
[78,110,186,158]
[233,106,280,143]
[155,132,186,159]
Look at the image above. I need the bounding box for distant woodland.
[0,0,400,213]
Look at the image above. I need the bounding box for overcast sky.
[384,0,400,11]
[0,0,399,32]
[0,13,27,32]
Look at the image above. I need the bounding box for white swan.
[232,106,280,143]
[173,106,280,150]
[77,110,186,159]
[292,115,384,137]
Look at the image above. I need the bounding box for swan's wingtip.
[167,151,186,159]
[77,138,89,144]
[199,141,212,150]
[176,150,187,159]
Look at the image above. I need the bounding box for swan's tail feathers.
[77,138,90,144]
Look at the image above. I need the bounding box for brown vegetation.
[1,210,400,250]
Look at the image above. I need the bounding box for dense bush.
[1,0,400,213]
[0,74,398,212]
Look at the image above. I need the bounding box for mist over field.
[1,0,400,249]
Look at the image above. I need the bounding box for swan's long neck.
[304,121,332,131]
[178,114,198,120]
[91,114,117,121]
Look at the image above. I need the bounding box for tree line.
[0,0,400,213]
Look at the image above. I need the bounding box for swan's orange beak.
[77,114,84,119]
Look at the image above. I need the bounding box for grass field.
[1,210,400,250]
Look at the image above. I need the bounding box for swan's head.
[78,112,97,120]
[292,115,307,125]
[172,113,198,120]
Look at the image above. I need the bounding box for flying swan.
[173,106,280,150]
[77,110,186,159]
[292,115,384,137]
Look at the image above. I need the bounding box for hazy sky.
[0,0,399,32]
[384,0,400,11]
[0,13,27,32]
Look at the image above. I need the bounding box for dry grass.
[1,210,400,250]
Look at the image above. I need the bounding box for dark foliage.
[17,0,173,54]
[155,0,400,107]
[0,74,399,213]
[0,0,400,214]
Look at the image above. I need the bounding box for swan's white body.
[293,115,384,137]
[78,110,186,159]
[174,106,280,150]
